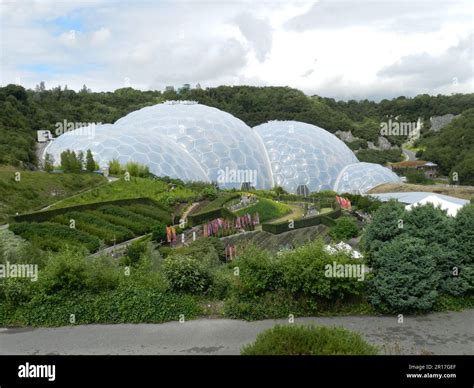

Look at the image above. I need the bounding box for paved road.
[1,310,473,355]
[402,147,417,161]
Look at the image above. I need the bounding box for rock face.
[377,136,393,150]
[430,114,459,132]
[335,130,357,142]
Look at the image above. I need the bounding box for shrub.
[151,222,167,243]
[329,216,359,241]
[163,255,213,294]
[361,201,405,256]
[278,240,363,299]
[233,244,281,295]
[124,161,150,178]
[39,249,89,294]
[109,159,121,175]
[124,241,147,266]
[368,236,440,312]
[241,325,377,355]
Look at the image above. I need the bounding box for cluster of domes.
[44,101,401,194]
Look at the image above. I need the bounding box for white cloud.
[0,0,472,100]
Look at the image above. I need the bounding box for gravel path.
[1,309,473,355]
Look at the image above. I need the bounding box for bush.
[329,216,359,241]
[151,222,167,243]
[163,255,213,294]
[233,244,281,295]
[109,159,121,175]
[278,240,363,299]
[125,161,150,178]
[0,288,201,326]
[241,325,377,355]
[368,236,440,313]
[124,241,147,266]
[361,201,405,256]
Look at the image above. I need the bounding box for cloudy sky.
[1,0,472,100]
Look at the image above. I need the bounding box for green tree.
[43,153,54,172]
[368,236,440,312]
[86,149,96,172]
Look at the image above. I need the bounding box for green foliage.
[405,170,433,184]
[60,149,82,172]
[329,216,359,241]
[200,186,218,200]
[10,222,100,252]
[0,288,200,327]
[262,208,341,234]
[163,255,213,294]
[85,149,96,172]
[43,153,54,172]
[0,169,106,224]
[108,159,121,175]
[234,197,291,222]
[278,240,363,299]
[356,148,403,164]
[125,161,150,178]
[151,221,167,243]
[362,201,405,255]
[343,193,382,213]
[368,236,440,313]
[422,109,474,185]
[241,325,377,355]
[124,241,147,266]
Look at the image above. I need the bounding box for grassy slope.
[234,198,292,223]
[0,167,107,224]
[49,177,197,209]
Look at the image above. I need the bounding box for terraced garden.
[9,200,172,253]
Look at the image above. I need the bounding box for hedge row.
[187,207,236,226]
[51,212,134,245]
[262,208,341,234]
[9,222,101,252]
[123,204,172,224]
[0,288,201,326]
[12,197,167,223]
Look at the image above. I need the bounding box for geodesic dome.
[253,120,358,192]
[333,162,402,194]
[43,102,402,193]
[44,101,273,189]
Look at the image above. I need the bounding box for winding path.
[1,309,472,355]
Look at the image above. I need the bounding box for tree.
[43,153,54,172]
[86,149,96,172]
[362,201,405,257]
[368,236,440,312]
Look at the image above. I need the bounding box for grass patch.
[234,197,291,223]
[241,325,378,355]
[0,169,106,224]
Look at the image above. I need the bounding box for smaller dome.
[333,162,401,194]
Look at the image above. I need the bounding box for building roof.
[390,160,437,168]
[368,191,469,207]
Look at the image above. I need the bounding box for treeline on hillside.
[419,108,474,185]
[1,83,473,171]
